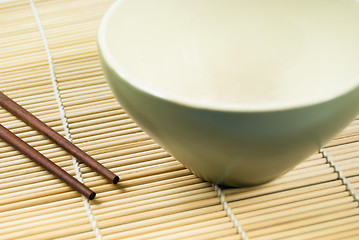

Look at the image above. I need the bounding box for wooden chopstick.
[0,90,120,199]
[0,123,96,200]
[0,90,119,184]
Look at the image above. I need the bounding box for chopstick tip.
[89,192,96,200]
[113,176,120,184]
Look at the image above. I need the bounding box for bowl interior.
[99,0,359,111]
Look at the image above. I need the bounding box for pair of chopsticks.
[0,91,119,200]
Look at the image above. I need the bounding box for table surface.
[0,0,359,239]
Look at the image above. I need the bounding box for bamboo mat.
[1,0,359,239]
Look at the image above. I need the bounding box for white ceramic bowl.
[98,0,359,186]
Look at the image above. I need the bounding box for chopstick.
[0,90,120,199]
[0,123,96,200]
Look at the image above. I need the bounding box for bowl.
[98,0,359,186]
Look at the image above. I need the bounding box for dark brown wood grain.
[0,123,96,200]
[0,90,119,185]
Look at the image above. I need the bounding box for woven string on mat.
[0,0,359,239]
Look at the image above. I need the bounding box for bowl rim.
[97,0,359,113]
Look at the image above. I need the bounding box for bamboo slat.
[0,0,358,239]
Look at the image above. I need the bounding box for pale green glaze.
[98,0,359,186]
[100,57,359,186]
